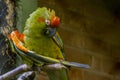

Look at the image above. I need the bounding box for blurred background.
[0,0,120,80]
[37,0,120,80]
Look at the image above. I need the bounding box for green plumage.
[23,7,68,80]
[23,7,64,59]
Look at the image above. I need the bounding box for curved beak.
[44,27,57,37]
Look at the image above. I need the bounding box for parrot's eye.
[45,19,50,25]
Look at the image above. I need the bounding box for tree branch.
[0,63,66,80]
[0,64,31,80]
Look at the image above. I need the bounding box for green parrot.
[23,7,67,80]
[9,7,90,80]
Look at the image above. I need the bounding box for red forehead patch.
[50,16,60,27]
[37,17,45,23]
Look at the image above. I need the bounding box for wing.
[52,32,66,59]
[10,35,90,68]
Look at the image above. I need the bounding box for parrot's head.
[36,7,60,28]
[27,7,60,37]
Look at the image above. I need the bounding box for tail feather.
[61,61,90,68]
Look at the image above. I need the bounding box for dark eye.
[45,19,50,25]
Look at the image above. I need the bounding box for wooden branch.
[0,63,66,80]
[0,64,31,80]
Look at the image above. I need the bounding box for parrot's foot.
[43,63,67,70]
[17,71,35,80]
